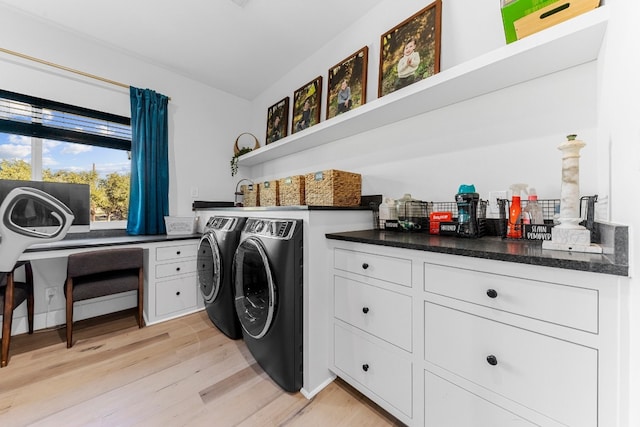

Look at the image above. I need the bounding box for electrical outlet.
[45,287,57,302]
[488,191,507,214]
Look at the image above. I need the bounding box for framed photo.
[266,97,289,144]
[292,76,322,134]
[326,47,369,120]
[378,0,442,98]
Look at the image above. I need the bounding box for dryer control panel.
[205,216,241,232]
[244,218,297,240]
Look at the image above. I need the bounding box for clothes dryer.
[197,216,246,339]
[233,218,303,392]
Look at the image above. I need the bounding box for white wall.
[599,1,640,426]
[0,6,250,216]
[243,0,599,205]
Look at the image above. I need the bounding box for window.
[0,89,132,225]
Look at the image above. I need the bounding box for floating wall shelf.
[238,6,608,167]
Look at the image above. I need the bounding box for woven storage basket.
[259,180,279,206]
[241,184,259,207]
[279,175,305,206]
[305,169,361,207]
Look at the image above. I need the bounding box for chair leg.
[25,262,34,335]
[1,273,15,367]
[65,277,74,348]
[137,267,145,328]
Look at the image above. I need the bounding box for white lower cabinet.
[334,323,413,417]
[328,240,624,427]
[424,370,536,427]
[144,240,202,324]
[425,301,597,427]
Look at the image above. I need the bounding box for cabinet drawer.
[334,323,412,417]
[334,248,411,287]
[425,370,536,427]
[156,260,196,279]
[334,275,412,351]
[424,302,597,427]
[156,243,197,262]
[156,275,197,316]
[424,262,598,333]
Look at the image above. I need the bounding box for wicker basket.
[241,184,259,207]
[304,169,361,207]
[259,180,279,206]
[279,175,305,206]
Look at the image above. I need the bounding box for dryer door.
[197,233,222,303]
[234,236,276,339]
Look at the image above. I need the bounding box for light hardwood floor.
[1,309,402,426]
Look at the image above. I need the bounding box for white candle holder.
[542,134,602,253]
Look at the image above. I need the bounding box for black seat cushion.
[67,248,143,279]
[68,269,140,301]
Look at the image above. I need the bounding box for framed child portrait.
[378,0,442,98]
[292,76,322,134]
[326,46,368,120]
[266,97,289,145]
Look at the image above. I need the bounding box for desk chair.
[64,248,144,348]
[1,261,34,367]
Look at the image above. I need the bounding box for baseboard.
[301,374,336,399]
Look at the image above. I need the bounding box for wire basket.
[497,195,597,239]
[396,200,430,232]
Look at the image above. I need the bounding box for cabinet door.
[424,302,597,427]
[155,259,197,279]
[334,275,412,351]
[424,262,598,333]
[425,371,537,427]
[156,243,197,261]
[334,323,412,418]
[155,275,197,316]
[334,248,412,287]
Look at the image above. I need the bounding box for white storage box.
[164,216,196,235]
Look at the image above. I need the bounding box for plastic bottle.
[378,198,397,229]
[522,188,544,225]
[507,183,527,238]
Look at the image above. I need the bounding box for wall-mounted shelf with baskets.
[238,6,608,168]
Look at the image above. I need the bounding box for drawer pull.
[362,307,369,314]
[486,355,498,366]
[176,267,181,272]
[362,363,369,372]
[177,251,181,255]
[486,289,498,299]
[362,263,369,270]
[176,291,181,296]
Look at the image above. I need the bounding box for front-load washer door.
[197,233,222,303]
[234,237,276,339]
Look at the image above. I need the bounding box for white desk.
[13,234,202,333]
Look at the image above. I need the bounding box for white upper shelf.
[238,6,609,167]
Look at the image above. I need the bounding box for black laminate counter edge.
[326,230,628,277]
[194,205,371,211]
[24,234,201,253]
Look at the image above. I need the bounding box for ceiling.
[0,0,385,100]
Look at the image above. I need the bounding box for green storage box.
[501,0,561,43]
[501,0,600,44]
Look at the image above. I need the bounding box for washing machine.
[233,218,303,392]
[197,216,246,339]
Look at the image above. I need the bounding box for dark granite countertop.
[326,229,628,277]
